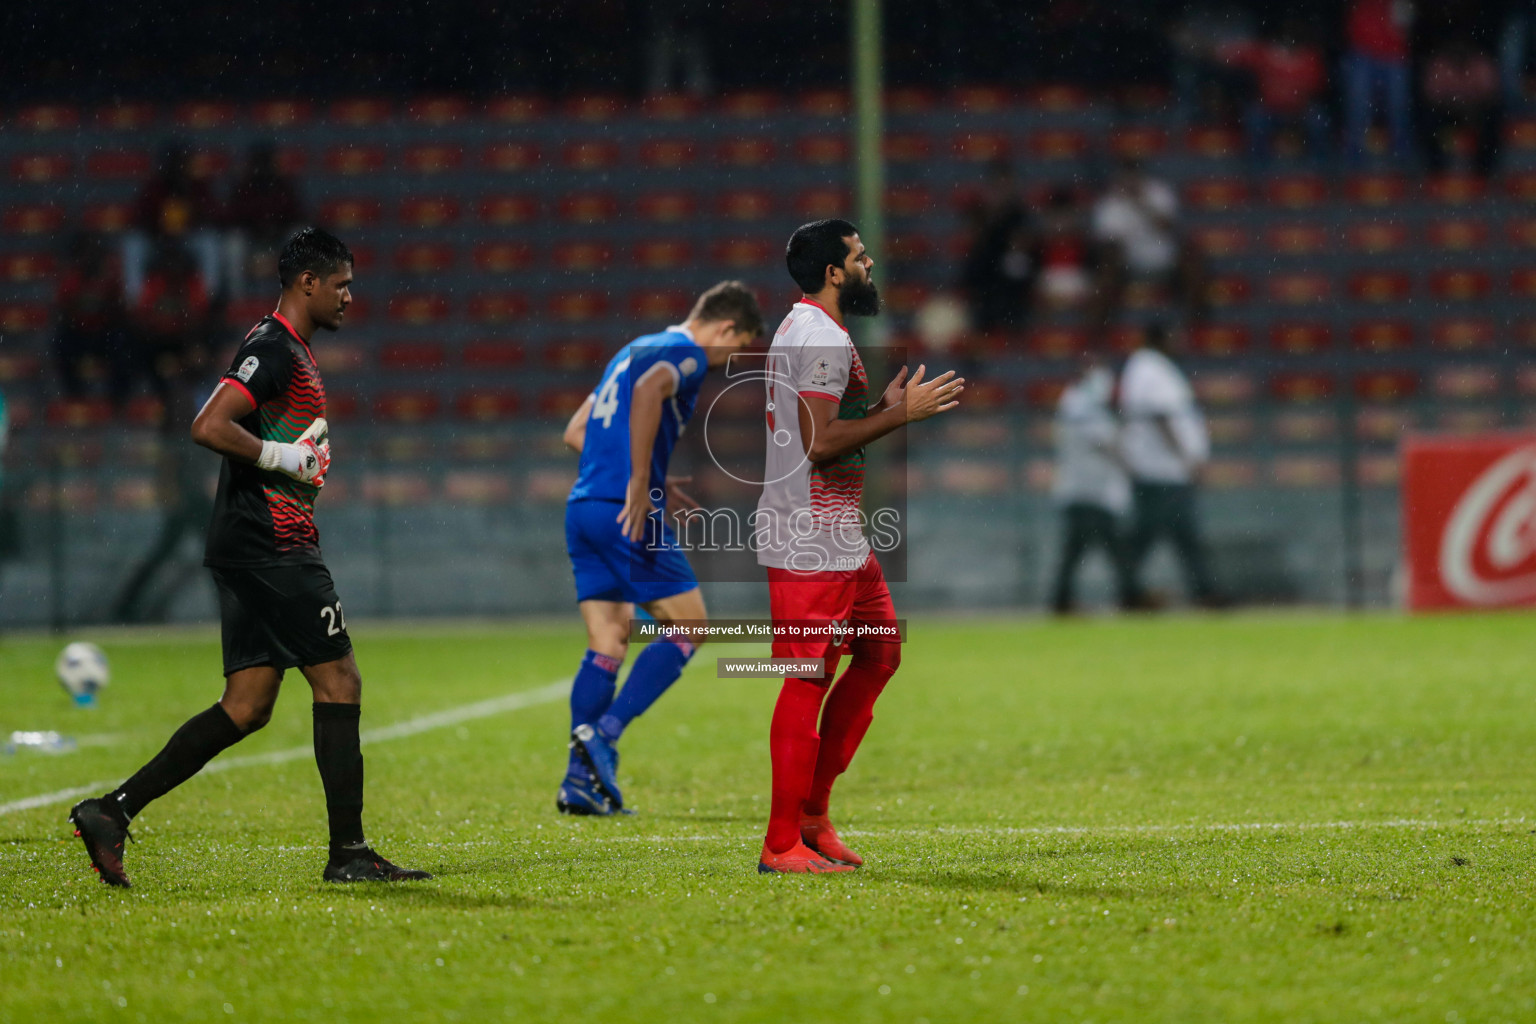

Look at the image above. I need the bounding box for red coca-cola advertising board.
[1403,434,1536,610]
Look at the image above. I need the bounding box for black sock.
[109,703,246,820]
[313,702,366,857]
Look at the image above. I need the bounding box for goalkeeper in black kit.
[68,228,430,886]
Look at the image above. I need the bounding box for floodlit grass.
[2,613,1534,1022]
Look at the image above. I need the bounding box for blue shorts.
[565,499,698,605]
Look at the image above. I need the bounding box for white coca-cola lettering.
[1439,445,1536,604]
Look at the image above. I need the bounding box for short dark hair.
[786,218,858,293]
[689,280,764,337]
[278,227,353,288]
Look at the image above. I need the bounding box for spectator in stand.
[124,142,223,304]
[1421,35,1504,177]
[960,158,1033,333]
[1342,0,1415,163]
[130,239,212,406]
[1119,323,1220,609]
[1034,185,1093,312]
[1049,358,1135,615]
[224,142,306,299]
[1217,19,1331,162]
[54,234,131,405]
[1090,157,1208,332]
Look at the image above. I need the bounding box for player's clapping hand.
[617,477,655,542]
[876,365,910,413]
[900,364,965,422]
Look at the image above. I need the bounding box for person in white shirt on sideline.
[1090,156,1208,331]
[1049,359,1134,614]
[1118,322,1221,607]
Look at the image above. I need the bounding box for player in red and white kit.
[755,219,965,873]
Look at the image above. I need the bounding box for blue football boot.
[556,770,618,816]
[570,724,623,809]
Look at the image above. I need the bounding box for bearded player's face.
[836,234,880,318]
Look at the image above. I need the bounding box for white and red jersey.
[755,299,872,572]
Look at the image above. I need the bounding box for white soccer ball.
[56,642,110,703]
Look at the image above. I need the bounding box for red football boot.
[757,840,856,874]
[799,813,863,867]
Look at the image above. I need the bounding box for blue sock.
[568,650,620,776]
[597,634,695,742]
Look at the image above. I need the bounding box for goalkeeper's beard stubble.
[840,275,881,318]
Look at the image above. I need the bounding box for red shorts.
[766,553,901,662]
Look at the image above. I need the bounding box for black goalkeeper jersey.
[203,313,328,569]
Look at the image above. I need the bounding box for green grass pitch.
[2,613,1534,1023]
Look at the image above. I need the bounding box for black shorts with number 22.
[211,564,353,676]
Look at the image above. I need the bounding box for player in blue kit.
[558,281,763,814]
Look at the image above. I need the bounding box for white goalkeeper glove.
[257,417,330,487]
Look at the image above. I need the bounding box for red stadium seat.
[4,204,65,235]
[1267,224,1330,255]
[249,100,312,128]
[0,303,48,333]
[1188,324,1250,356]
[319,198,383,229]
[886,234,935,263]
[374,391,441,423]
[1428,268,1491,302]
[11,153,71,183]
[1271,457,1340,488]
[1426,174,1484,205]
[887,87,936,114]
[1204,459,1261,489]
[547,291,610,323]
[275,147,308,174]
[1191,372,1257,406]
[718,91,780,117]
[715,189,775,221]
[1507,171,1536,202]
[86,150,152,180]
[387,294,449,326]
[393,243,455,274]
[380,342,446,371]
[1025,84,1089,111]
[95,103,156,131]
[479,194,540,226]
[47,398,114,428]
[544,341,609,371]
[1425,218,1487,250]
[539,387,593,418]
[880,283,929,315]
[482,142,540,172]
[635,239,692,270]
[16,104,81,132]
[486,95,550,122]
[1355,370,1418,402]
[401,144,464,175]
[174,101,236,130]
[455,390,522,422]
[1272,410,1336,442]
[468,292,531,324]
[1507,118,1536,150]
[1344,173,1407,206]
[1344,221,1408,253]
[562,140,621,172]
[0,252,56,283]
[629,289,692,320]
[1022,377,1070,407]
[641,94,702,120]
[314,342,365,374]
[1026,327,1088,359]
[1347,271,1412,303]
[1430,318,1496,351]
[406,97,470,125]
[1108,127,1167,159]
[329,98,393,126]
[553,242,612,272]
[1185,126,1243,159]
[81,203,135,232]
[189,150,230,179]
[325,145,388,176]
[463,341,525,368]
[399,196,460,228]
[716,138,775,167]
[639,140,696,169]
[1267,273,1332,306]
[1264,175,1329,209]
[1269,322,1333,354]
[1205,274,1251,307]
[797,187,850,220]
[635,190,697,223]
[884,133,933,163]
[953,133,1010,163]
[800,89,849,117]
[1433,365,1501,400]
[709,238,774,269]
[1350,320,1415,352]
[1184,178,1250,210]
[796,134,848,166]
[1025,129,1090,161]
[558,191,618,224]
[1270,371,1336,403]
[886,185,933,218]
[566,95,626,121]
[1508,218,1536,249]
[955,85,1015,112]
[1189,225,1248,256]
[1510,268,1536,297]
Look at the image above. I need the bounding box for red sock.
[803,642,900,817]
[765,677,829,854]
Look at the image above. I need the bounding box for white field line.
[0,679,570,817]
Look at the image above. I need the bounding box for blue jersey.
[568,329,708,504]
